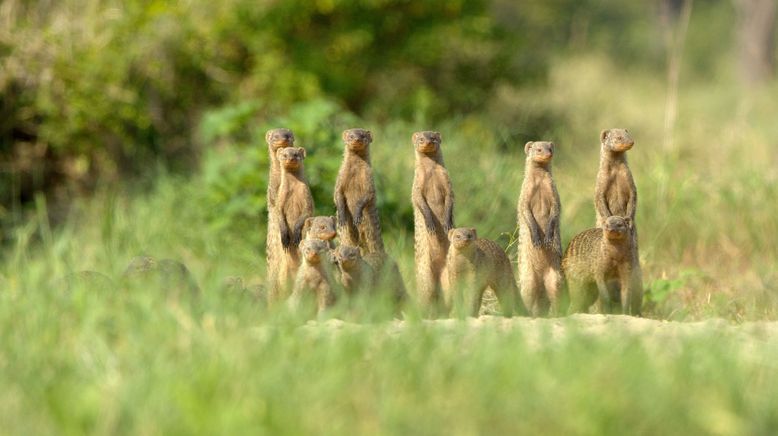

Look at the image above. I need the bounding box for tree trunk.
[734,0,776,86]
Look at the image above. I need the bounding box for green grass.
[3,55,778,433]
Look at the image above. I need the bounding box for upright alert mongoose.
[268,146,314,303]
[289,239,337,316]
[517,141,563,316]
[265,128,295,296]
[594,128,643,313]
[411,131,454,313]
[595,129,637,228]
[443,228,524,317]
[334,128,385,255]
[563,216,642,315]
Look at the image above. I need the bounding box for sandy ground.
[299,314,778,353]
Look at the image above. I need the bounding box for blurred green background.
[5,1,778,433]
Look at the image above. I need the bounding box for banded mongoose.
[517,141,563,316]
[303,215,337,248]
[595,129,637,228]
[443,228,524,317]
[411,131,454,313]
[268,146,314,303]
[334,128,385,255]
[59,270,115,292]
[595,128,643,313]
[563,216,642,315]
[122,255,200,298]
[289,238,337,315]
[332,244,374,296]
[265,128,295,299]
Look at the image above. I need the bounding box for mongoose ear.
[329,215,336,224]
[299,147,307,158]
[434,132,441,141]
[341,130,349,142]
[366,130,373,142]
[549,142,556,152]
[275,148,284,158]
[470,228,477,238]
[303,217,313,233]
[624,217,633,229]
[412,132,420,144]
[600,129,609,143]
[524,142,533,154]
[265,129,273,144]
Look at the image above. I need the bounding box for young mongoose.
[302,215,337,248]
[563,216,642,315]
[516,141,563,317]
[289,239,337,315]
[595,129,637,228]
[411,131,454,313]
[443,228,524,317]
[265,128,295,294]
[332,244,374,296]
[334,128,385,255]
[268,146,314,303]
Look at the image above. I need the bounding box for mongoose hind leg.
[544,268,564,317]
[520,272,544,317]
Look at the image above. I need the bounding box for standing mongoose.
[594,128,643,314]
[268,146,314,303]
[595,129,637,228]
[332,244,374,297]
[443,228,525,317]
[563,216,642,315]
[302,215,337,248]
[289,239,337,316]
[411,131,454,313]
[333,128,385,255]
[517,141,563,316]
[265,128,295,297]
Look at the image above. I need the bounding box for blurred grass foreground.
[3,0,778,433]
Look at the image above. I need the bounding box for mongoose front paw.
[281,232,291,250]
[353,211,363,226]
[531,233,542,247]
[337,215,349,228]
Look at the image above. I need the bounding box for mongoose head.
[277,147,306,171]
[123,255,157,277]
[603,216,632,241]
[300,239,330,264]
[412,131,442,154]
[304,216,337,241]
[333,245,361,270]
[266,128,295,152]
[448,227,478,250]
[600,129,634,153]
[342,128,373,152]
[525,141,555,164]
